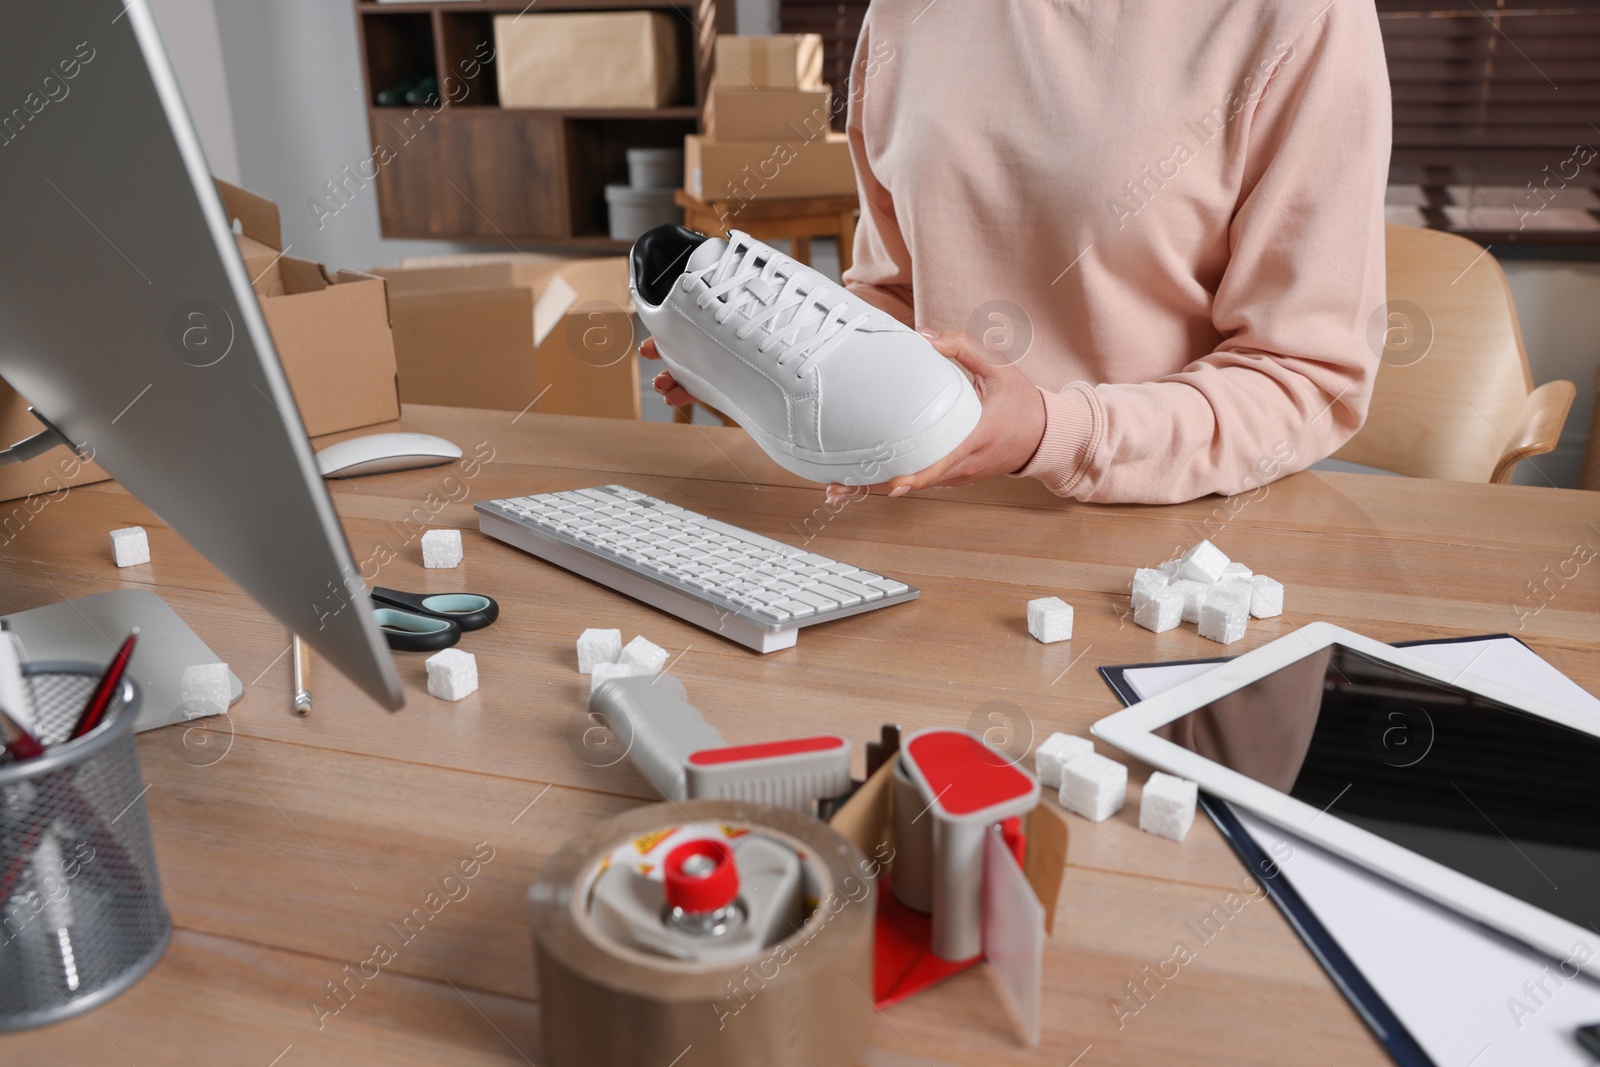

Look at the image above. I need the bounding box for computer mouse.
[314,432,463,478]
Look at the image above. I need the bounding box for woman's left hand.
[827,328,1048,502]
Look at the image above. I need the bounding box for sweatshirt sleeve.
[1018,1,1391,503]
[840,19,917,326]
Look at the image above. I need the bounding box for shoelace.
[686,238,869,379]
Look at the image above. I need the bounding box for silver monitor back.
[0,2,402,709]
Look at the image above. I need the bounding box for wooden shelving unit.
[353,0,732,246]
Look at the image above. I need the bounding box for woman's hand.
[827,328,1047,502]
[639,336,701,409]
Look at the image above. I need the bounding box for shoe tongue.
[685,236,728,273]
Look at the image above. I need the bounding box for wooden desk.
[3,406,1596,1066]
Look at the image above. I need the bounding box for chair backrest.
[1335,224,1536,482]
[1581,366,1600,492]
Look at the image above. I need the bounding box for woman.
[647,1,1390,506]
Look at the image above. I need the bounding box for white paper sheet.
[1123,637,1600,1066]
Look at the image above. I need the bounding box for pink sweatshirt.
[842,0,1390,503]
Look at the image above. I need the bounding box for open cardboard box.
[374,254,640,421]
[214,179,401,438]
[829,755,1067,1043]
[1,181,401,506]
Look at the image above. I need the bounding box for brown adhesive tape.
[530,800,877,1067]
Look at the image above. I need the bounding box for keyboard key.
[791,589,840,611]
[818,574,881,601]
[773,599,817,618]
[814,579,864,606]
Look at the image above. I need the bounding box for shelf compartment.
[363,11,438,109]
[565,117,695,239]
[438,10,499,106]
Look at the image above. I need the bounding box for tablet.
[1092,622,1600,978]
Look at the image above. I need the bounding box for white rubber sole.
[663,356,983,486]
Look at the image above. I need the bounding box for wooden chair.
[1334,224,1575,483]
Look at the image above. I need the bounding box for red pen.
[0,705,44,761]
[70,629,138,740]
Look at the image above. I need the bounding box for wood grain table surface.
[2,404,1595,1067]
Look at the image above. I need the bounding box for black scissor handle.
[371,606,461,652]
[371,587,499,632]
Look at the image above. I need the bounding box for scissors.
[370,587,500,652]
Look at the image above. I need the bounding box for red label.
[687,735,845,766]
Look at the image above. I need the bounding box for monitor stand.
[0,407,83,466]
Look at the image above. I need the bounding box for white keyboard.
[474,486,918,652]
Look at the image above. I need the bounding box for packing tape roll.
[531,799,875,1067]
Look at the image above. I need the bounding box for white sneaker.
[630,225,981,485]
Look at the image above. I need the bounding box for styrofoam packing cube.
[1177,540,1230,584]
[1133,586,1184,634]
[1027,597,1073,643]
[576,628,622,674]
[1249,575,1284,619]
[1059,752,1127,822]
[1211,578,1254,607]
[425,647,478,701]
[1131,567,1169,598]
[421,528,463,569]
[1198,593,1249,645]
[179,662,230,714]
[1170,578,1210,625]
[1156,560,1181,580]
[589,660,644,694]
[1034,732,1093,789]
[1140,771,1199,841]
[1221,562,1253,581]
[110,526,150,568]
[619,635,669,674]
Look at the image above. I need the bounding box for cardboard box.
[494,12,681,110]
[684,132,856,202]
[214,180,401,438]
[715,34,824,91]
[374,256,640,421]
[0,381,110,507]
[709,86,833,141]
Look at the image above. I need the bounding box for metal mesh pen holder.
[0,663,170,1031]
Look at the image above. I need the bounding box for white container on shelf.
[626,147,684,190]
[605,184,681,242]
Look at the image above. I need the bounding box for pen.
[293,635,312,716]
[69,629,138,740]
[0,705,44,761]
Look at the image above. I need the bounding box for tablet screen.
[1155,643,1600,931]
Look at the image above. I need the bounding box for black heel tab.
[631,224,710,306]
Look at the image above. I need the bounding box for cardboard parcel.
[0,180,402,509]
[375,253,641,421]
[214,179,401,439]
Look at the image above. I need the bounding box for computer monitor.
[0,2,403,709]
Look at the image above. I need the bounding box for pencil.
[293,635,312,716]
